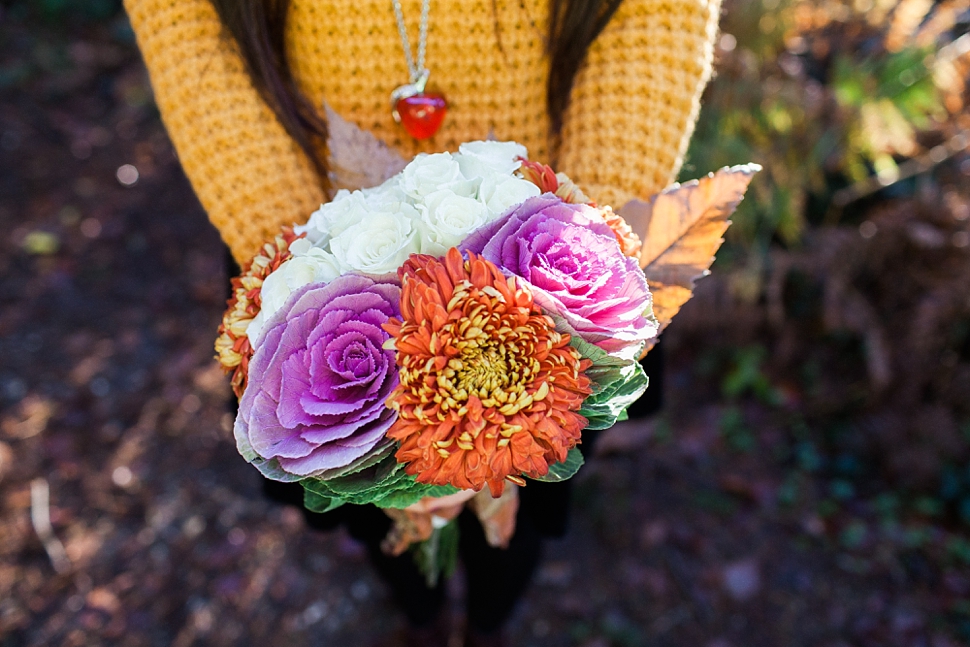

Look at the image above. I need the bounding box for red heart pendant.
[395,92,448,140]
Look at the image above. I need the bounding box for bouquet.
[216,136,758,581]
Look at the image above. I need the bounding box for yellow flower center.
[441,324,541,417]
[457,344,511,395]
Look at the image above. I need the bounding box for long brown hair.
[209,0,623,176]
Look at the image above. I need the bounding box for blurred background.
[2,0,970,645]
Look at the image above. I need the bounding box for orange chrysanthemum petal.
[600,207,643,259]
[383,248,593,497]
[517,159,560,195]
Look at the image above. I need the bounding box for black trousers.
[264,480,546,631]
[260,343,664,631]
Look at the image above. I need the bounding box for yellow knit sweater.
[124,0,721,263]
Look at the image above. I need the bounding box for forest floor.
[1,6,968,647]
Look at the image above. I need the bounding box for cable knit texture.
[124,0,721,262]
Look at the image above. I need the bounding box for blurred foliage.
[0,0,136,95]
[720,345,782,405]
[6,0,124,22]
[833,46,943,181]
[682,0,967,267]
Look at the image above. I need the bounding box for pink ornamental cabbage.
[461,194,656,356]
[234,275,400,479]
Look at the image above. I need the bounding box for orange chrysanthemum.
[517,159,592,206]
[517,159,642,258]
[382,248,593,496]
[517,159,560,195]
[600,206,643,259]
[215,227,303,398]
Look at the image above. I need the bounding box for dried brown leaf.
[619,164,761,351]
[467,485,519,549]
[324,104,408,194]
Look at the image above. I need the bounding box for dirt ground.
[1,6,968,647]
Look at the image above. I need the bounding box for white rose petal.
[256,269,290,322]
[457,141,528,180]
[445,176,482,199]
[291,222,314,243]
[362,194,422,224]
[400,152,464,199]
[417,190,490,255]
[360,181,410,208]
[300,190,369,245]
[298,248,343,283]
[478,174,541,218]
[245,252,341,347]
[391,201,423,225]
[245,269,288,348]
[256,141,537,347]
[246,311,270,351]
[288,237,312,256]
[330,213,419,275]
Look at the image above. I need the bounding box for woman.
[124,1,720,644]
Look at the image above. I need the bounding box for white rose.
[245,251,341,346]
[246,311,271,351]
[329,212,419,275]
[399,152,465,199]
[299,190,368,244]
[478,174,541,218]
[299,247,343,281]
[416,190,490,255]
[360,181,409,208]
[456,141,528,180]
[387,201,423,226]
[360,187,422,223]
[292,221,316,243]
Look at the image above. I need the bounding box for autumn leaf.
[467,485,520,549]
[324,103,408,194]
[618,164,761,353]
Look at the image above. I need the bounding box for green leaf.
[412,520,460,587]
[300,455,402,507]
[375,482,461,509]
[572,335,635,392]
[543,310,652,431]
[300,453,460,509]
[543,311,639,385]
[532,448,584,483]
[310,440,397,481]
[302,485,345,514]
[322,454,409,497]
[579,360,649,430]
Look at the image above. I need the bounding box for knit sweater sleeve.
[557,0,721,208]
[124,0,325,263]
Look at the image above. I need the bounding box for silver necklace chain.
[391,0,431,85]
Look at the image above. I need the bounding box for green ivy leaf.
[531,448,584,483]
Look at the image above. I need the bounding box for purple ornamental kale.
[234,274,400,479]
[461,194,656,357]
